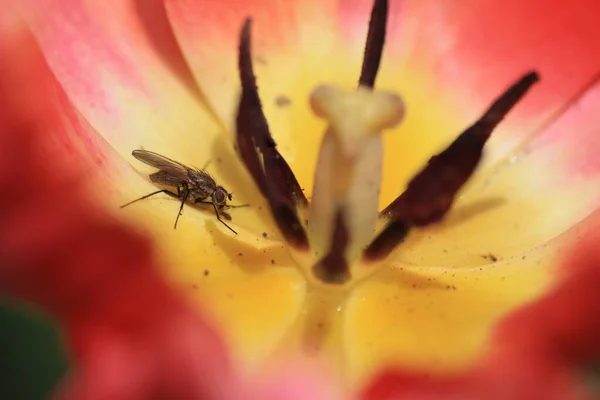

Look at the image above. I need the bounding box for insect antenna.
[223,203,250,209]
[222,193,250,209]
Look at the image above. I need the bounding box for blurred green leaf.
[0,299,70,400]
[586,362,600,397]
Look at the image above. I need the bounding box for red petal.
[0,18,235,400]
[493,212,600,364]
[362,360,591,400]
[348,0,600,162]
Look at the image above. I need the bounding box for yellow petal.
[120,199,307,370]
[188,267,306,372]
[343,226,576,387]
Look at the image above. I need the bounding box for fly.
[121,149,247,234]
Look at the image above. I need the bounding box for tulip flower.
[1,0,600,398]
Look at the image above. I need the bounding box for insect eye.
[214,189,226,204]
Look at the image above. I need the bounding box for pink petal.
[529,76,600,182]
[0,11,132,199]
[18,0,223,166]
[336,0,404,57]
[245,360,346,400]
[397,0,600,162]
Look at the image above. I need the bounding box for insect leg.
[195,200,229,221]
[120,190,179,208]
[194,200,240,231]
[174,183,190,230]
[223,204,250,209]
[195,200,230,220]
[195,201,249,219]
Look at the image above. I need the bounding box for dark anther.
[363,219,410,261]
[238,19,308,207]
[264,150,309,208]
[381,71,540,225]
[364,72,540,262]
[359,0,388,88]
[313,209,351,284]
[237,19,309,249]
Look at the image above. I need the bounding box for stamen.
[236,19,309,249]
[313,209,351,284]
[381,71,539,224]
[365,72,540,261]
[363,219,410,261]
[359,0,388,88]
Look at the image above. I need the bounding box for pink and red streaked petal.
[0,12,133,201]
[390,0,600,164]
[17,0,224,168]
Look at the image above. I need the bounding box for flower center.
[235,0,539,288]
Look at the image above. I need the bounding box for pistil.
[308,85,404,283]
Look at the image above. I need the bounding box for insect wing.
[189,168,217,189]
[132,150,191,181]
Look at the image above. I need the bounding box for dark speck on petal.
[275,95,291,107]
